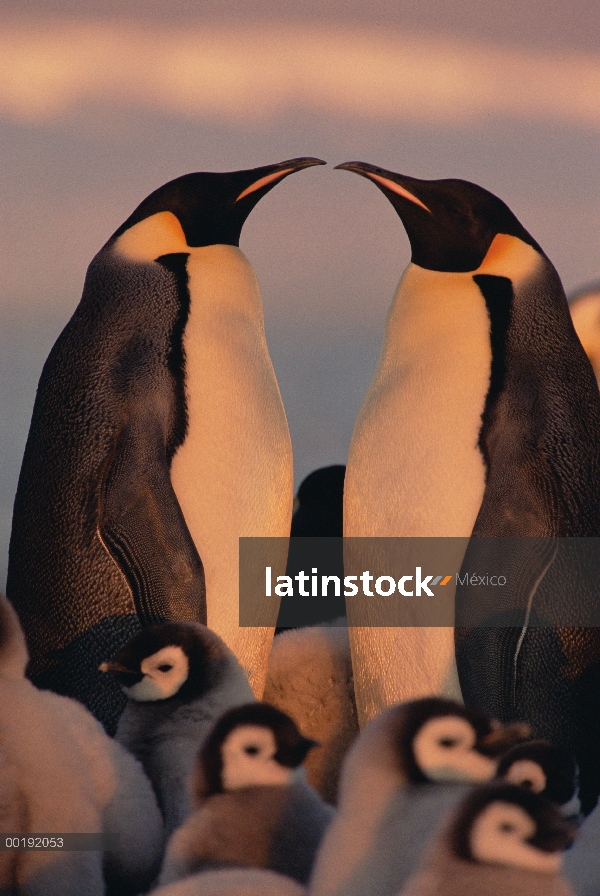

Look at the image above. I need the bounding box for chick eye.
[520,778,534,790]
[499,822,515,833]
[439,738,458,748]
[244,745,260,755]
[157,664,173,672]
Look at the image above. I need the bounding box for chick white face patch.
[220,725,294,790]
[413,715,497,783]
[503,759,547,795]
[126,645,189,701]
[470,802,562,873]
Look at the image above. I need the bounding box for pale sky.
[1,0,599,586]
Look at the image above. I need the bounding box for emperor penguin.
[158,702,333,887]
[309,697,528,896]
[336,162,600,812]
[0,594,164,896]
[496,740,581,820]
[100,619,255,837]
[399,782,577,896]
[7,158,324,733]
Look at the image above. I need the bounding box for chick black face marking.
[196,703,317,798]
[395,698,528,784]
[99,621,229,702]
[451,783,577,874]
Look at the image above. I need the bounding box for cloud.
[0,19,599,129]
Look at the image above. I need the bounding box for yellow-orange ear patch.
[365,173,431,212]
[114,211,189,262]
[235,168,294,202]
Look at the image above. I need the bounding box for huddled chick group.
[2,594,594,895]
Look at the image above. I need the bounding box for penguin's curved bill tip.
[235,157,326,202]
[334,161,431,213]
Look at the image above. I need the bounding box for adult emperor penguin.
[7,158,324,733]
[336,162,600,812]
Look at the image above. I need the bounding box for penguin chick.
[310,697,529,896]
[400,782,577,896]
[0,595,164,896]
[101,620,254,836]
[263,624,358,804]
[149,867,306,896]
[158,702,333,887]
[290,466,346,537]
[497,740,581,820]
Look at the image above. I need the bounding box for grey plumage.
[102,621,254,837]
[158,703,333,887]
[149,867,307,895]
[400,783,576,896]
[563,802,600,895]
[0,595,163,896]
[310,698,528,896]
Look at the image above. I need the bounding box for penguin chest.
[169,246,293,605]
[345,265,492,537]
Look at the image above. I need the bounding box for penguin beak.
[99,660,144,686]
[235,157,326,203]
[476,721,532,757]
[335,161,431,213]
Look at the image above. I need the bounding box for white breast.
[170,245,293,695]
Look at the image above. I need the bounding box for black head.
[451,782,577,865]
[291,465,346,537]
[196,702,318,797]
[394,697,529,783]
[497,740,579,813]
[336,162,544,272]
[110,158,325,249]
[99,621,229,702]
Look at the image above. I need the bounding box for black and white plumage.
[157,703,333,887]
[0,595,163,896]
[497,740,580,820]
[309,697,528,896]
[337,162,600,814]
[400,783,577,896]
[7,159,324,734]
[101,620,254,837]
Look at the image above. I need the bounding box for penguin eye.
[499,822,516,834]
[520,779,534,790]
[157,664,173,672]
[439,737,458,748]
[244,744,260,756]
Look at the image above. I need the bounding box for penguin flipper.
[100,410,207,626]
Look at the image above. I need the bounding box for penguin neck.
[185,244,266,322]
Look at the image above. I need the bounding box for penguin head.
[99,621,231,702]
[450,782,577,873]
[497,740,580,819]
[394,697,529,784]
[194,702,318,798]
[335,161,544,273]
[108,158,325,259]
